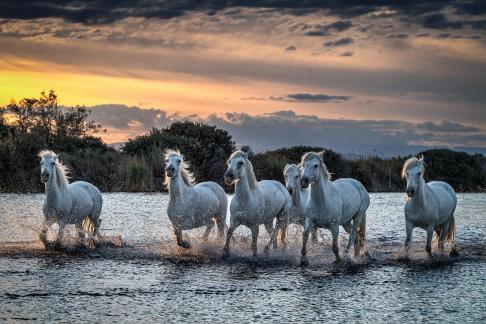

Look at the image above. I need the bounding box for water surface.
[0,193,485,322]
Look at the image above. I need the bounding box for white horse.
[281,164,318,246]
[402,155,457,257]
[299,152,370,265]
[39,150,103,248]
[165,149,227,249]
[223,151,291,258]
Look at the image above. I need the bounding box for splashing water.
[0,193,485,322]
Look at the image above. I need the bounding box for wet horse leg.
[202,219,215,241]
[174,227,191,249]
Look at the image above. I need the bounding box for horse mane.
[38,150,70,189]
[401,155,425,179]
[283,163,299,175]
[228,150,258,190]
[163,149,195,188]
[301,152,331,181]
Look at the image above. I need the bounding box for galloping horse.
[165,150,227,249]
[402,155,458,257]
[223,151,291,258]
[299,152,369,265]
[39,150,103,248]
[281,164,318,246]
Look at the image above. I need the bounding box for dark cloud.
[87,105,486,155]
[292,20,353,36]
[422,13,464,29]
[270,93,352,103]
[417,120,480,133]
[88,104,170,130]
[437,32,481,39]
[0,1,485,28]
[340,51,354,57]
[385,33,409,39]
[323,37,354,47]
[284,45,296,52]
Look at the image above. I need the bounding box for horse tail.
[82,217,95,234]
[354,213,366,256]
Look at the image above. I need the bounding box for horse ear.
[243,151,249,159]
[318,151,325,158]
[52,154,58,161]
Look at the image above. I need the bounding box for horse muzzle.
[406,188,415,197]
[224,171,234,185]
[40,173,49,183]
[165,167,175,177]
[300,177,309,188]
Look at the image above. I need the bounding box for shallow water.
[0,193,485,322]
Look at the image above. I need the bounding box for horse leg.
[404,220,413,257]
[344,221,358,259]
[311,228,319,244]
[75,222,85,239]
[264,222,277,252]
[174,227,191,249]
[251,225,259,258]
[222,224,237,259]
[300,228,310,266]
[331,225,341,263]
[54,223,66,248]
[39,219,49,247]
[425,226,434,257]
[438,221,450,255]
[202,220,215,241]
[278,218,288,249]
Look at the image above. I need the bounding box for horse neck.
[309,172,331,208]
[411,177,429,208]
[234,173,255,202]
[45,169,65,206]
[291,187,305,207]
[168,173,193,201]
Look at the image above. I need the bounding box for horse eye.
[177,160,181,164]
[314,165,318,168]
[237,161,244,167]
[294,175,298,179]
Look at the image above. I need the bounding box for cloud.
[417,120,480,133]
[87,105,486,155]
[340,51,354,57]
[295,20,353,36]
[323,37,354,47]
[88,104,171,130]
[385,33,409,39]
[284,45,296,52]
[270,93,352,103]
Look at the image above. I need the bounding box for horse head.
[39,150,59,183]
[299,151,330,188]
[283,164,301,194]
[402,155,426,197]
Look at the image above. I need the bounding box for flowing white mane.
[401,155,425,179]
[228,150,258,190]
[283,163,298,174]
[38,149,70,189]
[163,149,195,187]
[301,152,331,181]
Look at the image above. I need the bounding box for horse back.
[259,180,291,217]
[195,181,227,210]
[333,178,370,216]
[427,181,457,220]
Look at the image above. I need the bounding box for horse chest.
[405,204,437,228]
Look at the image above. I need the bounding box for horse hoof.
[300,257,309,267]
[179,241,191,249]
[86,238,96,250]
[449,247,459,257]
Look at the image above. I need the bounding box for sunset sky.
[1,1,485,155]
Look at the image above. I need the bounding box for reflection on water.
[0,193,485,322]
